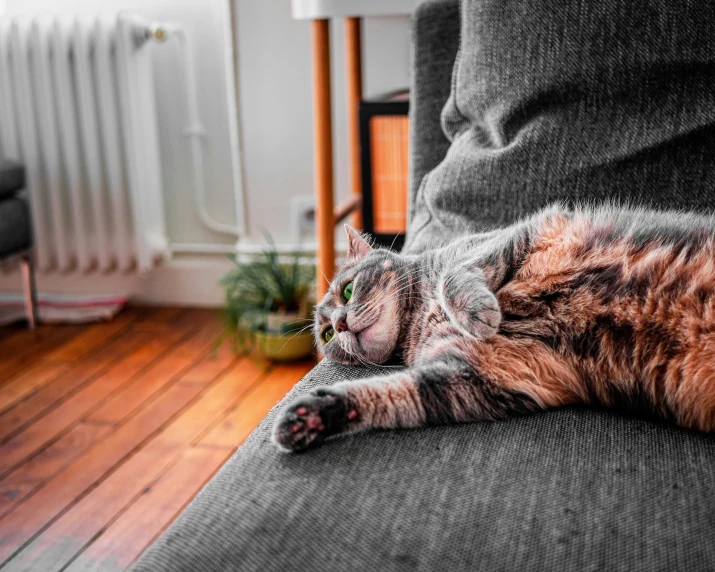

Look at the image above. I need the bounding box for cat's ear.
[344,225,372,261]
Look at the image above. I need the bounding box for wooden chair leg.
[345,17,363,229]
[20,253,38,330]
[311,19,335,298]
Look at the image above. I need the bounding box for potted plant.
[219,233,316,362]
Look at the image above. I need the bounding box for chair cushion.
[131,360,715,572]
[0,196,32,257]
[0,161,25,200]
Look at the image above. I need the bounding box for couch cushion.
[405,0,715,253]
[408,0,460,219]
[0,196,32,257]
[131,360,715,572]
[0,161,25,200]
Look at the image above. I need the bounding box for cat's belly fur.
[406,213,715,430]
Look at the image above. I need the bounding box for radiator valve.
[150,26,168,42]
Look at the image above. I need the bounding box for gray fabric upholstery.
[132,361,715,572]
[0,161,25,200]
[408,0,460,224]
[0,196,32,257]
[133,0,715,570]
[0,161,31,257]
[405,0,715,253]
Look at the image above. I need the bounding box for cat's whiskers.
[280,323,314,338]
[353,351,403,369]
[317,267,331,290]
[388,232,401,251]
[368,278,417,314]
[361,270,416,311]
[362,271,413,307]
[277,323,317,354]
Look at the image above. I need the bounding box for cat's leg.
[438,264,501,340]
[272,370,425,453]
[273,339,582,452]
[272,360,530,453]
[432,215,543,338]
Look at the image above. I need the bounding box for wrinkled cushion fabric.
[131,361,715,572]
[408,0,460,222]
[405,0,715,252]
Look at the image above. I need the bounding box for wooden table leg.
[345,17,363,230]
[311,20,335,299]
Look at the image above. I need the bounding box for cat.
[273,204,715,452]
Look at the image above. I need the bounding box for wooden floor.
[0,307,314,572]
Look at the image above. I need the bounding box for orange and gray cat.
[273,204,715,452]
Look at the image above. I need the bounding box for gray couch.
[132,0,715,570]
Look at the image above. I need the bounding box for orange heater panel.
[359,91,410,249]
[369,116,410,235]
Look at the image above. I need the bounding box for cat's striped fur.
[273,205,715,452]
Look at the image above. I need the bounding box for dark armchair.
[0,160,37,329]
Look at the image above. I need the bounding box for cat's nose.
[335,316,349,333]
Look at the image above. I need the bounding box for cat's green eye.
[343,282,353,301]
[323,327,335,343]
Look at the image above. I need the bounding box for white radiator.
[0,15,168,273]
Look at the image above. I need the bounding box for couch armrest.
[408,0,460,225]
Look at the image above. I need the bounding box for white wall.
[236,3,411,243]
[0,0,412,305]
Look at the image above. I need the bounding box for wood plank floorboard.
[0,325,87,383]
[198,361,313,449]
[0,331,177,477]
[0,330,147,443]
[63,447,232,572]
[0,423,115,517]
[0,307,314,571]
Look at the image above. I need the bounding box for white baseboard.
[0,255,235,308]
[0,239,349,308]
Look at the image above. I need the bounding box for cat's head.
[314,226,412,364]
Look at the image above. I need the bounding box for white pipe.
[216,0,247,236]
[174,27,240,237]
[173,241,316,254]
[143,21,242,238]
[170,241,348,256]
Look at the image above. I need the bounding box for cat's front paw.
[272,387,358,453]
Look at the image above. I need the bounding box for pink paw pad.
[347,409,358,421]
[295,407,308,416]
[306,415,322,430]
